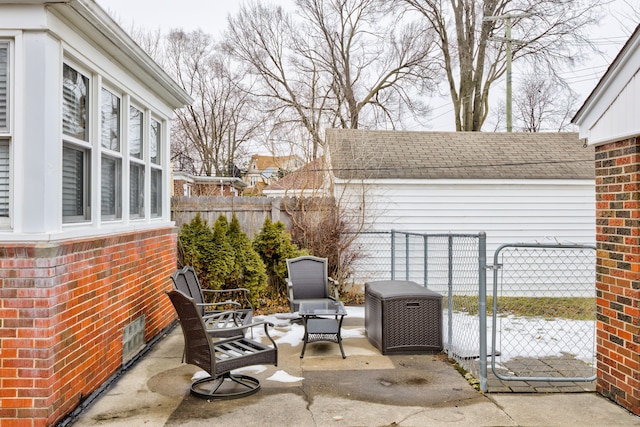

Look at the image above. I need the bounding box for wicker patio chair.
[171,266,253,337]
[286,255,339,312]
[166,290,278,399]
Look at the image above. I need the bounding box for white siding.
[336,178,595,258]
[574,25,640,145]
[585,70,640,145]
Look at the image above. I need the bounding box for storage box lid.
[365,280,442,298]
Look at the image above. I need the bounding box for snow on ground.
[234,306,596,382]
[444,311,596,365]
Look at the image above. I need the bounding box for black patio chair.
[166,290,278,399]
[171,266,253,337]
[286,255,339,312]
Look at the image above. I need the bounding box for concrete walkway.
[67,314,640,427]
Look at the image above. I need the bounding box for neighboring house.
[172,171,247,197]
[262,157,327,197]
[0,1,191,425]
[572,23,640,416]
[244,154,304,190]
[325,129,595,259]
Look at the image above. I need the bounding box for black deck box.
[365,280,443,354]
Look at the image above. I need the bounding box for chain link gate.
[488,244,597,386]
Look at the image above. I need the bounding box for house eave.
[572,23,640,145]
[47,0,193,108]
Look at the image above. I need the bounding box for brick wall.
[594,137,640,416]
[0,227,177,427]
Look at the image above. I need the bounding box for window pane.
[63,145,90,221]
[0,140,8,217]
[129,106,143,159]
[150,119,160,164]
[101,89,120,151]
[151,169,162,217]
[129,163,144,217]
[62,64,89,141]
[101,155,121,219]
[0,43,8,132]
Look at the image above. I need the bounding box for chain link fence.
[345,232,597,390]
[490,244,597,383]
[346,231,486,377]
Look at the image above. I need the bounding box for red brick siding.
[595,137,640,416]
[0,227,177,427]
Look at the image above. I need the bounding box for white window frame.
[62,61,92,223]
[59,51,172,228]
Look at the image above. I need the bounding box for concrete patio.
[66,311,640,427]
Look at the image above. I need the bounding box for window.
[150,118,160,165]
[62,63,90,223]
[150,118,162,217]
[62,144,90,221]
[60,62,168,225]
[101,155,121,219]
[150,169,162,217]
[62,64,88,140]
[101,88,120,151]
[129,105,144,218]
[101,89,121,220]
[0,140,8,218]
[0,42,8,132]
[0,41,10,222]
[129,105,143,159]
[129,163,144,217]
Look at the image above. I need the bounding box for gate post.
[478,232,487,392]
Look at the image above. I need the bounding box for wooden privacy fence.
[171,196,334,237]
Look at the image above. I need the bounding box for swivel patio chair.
[166,290,278,399]
[286,255,339,312]
[171,266,253,338]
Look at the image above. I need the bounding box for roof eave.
[572,23,640,134]
[49,0,193,108]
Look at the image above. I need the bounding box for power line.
[311,157,593,173]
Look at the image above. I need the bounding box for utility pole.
[484,13,530,132]
[505,15,512,132]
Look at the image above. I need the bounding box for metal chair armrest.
[328,277,339,299]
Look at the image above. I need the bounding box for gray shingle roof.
[325,129,594,180]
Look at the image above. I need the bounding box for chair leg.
[190,372,261,400]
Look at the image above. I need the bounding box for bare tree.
[398,0,603,131]
[514,73,578,132]
[165,30,263,176]
[224,0,439,159]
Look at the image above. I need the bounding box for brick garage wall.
[595,137,640,416]
[0,227,177,427]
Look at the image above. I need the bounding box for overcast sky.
[96,0,293,36]
[96,0,635,131]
